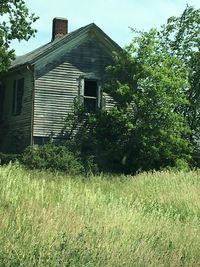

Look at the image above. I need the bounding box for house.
[0,18,121,153]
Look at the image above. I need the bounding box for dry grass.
[0,164,200,266]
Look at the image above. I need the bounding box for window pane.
[12,80,16,115]
[84,80,97,97]
[33,136,49,145]
[12,78,24,116]
[16,78,24,115]
[84,98,96,113]
[0,84,4,121]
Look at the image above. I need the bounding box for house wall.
[33,37,115,139]
[0,68,33,152]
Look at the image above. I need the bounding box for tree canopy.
[0,0,38,72]
[91,5,200,172]
[101,29,192,172]
[159,5,200,150]
[65,27,192,173]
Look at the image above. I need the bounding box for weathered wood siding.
[34,37,115,138]
[0,68,33,152]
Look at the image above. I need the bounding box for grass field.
[0,164,200,266]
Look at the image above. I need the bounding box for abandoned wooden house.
[0,18,121,153]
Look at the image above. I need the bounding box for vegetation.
[61,6,200,174]
[102,28,192,172]
[62,28,192,173]
[1,5,200,267]
[0,164,200,266]
[160,6,200,147]
[0,0,38,72]
[21,144,84,175]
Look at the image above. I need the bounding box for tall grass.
[0,164,200,266]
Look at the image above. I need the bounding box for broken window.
[12,78,24,116]
[84,80,98,112]
[79,79,101,113]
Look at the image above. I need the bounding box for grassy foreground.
[0,164,200,266]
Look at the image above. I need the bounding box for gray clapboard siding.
[33,38,114,137]
[0,23,121,151]
[0,68,33,152]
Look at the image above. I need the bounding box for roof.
[11,23,121,69]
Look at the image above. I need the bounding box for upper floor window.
[84,80,99,113]
[80,78,101,113]
[12,78,24,116]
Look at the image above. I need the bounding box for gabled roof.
[11,23,121,69]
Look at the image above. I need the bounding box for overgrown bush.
[21,144,84,175]
[61,105,192,174]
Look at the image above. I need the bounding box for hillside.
[0,164,200,266]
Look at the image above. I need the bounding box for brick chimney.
[52,17,68,41]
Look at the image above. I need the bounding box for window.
[12,78,24,116]
[33,136,49,145]
[0,82,4,122]
[84,80,98,112]
[80,79,101,113]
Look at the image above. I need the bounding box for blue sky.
[12,0,200,55]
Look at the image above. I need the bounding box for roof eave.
[10,23,122,69]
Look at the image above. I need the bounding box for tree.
[100,29,192,172]
[64,29,192,174]
[0,0,38,72]
[159,5,200,149]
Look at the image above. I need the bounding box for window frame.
[0,82,5,122]
[79,77,102,113]
[12,78,24,116]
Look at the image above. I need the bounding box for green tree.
[0,0,38,72]
[65,29,192,173]
[159,5,200,149]
[101,29,192,172]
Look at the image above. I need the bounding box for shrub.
[21,144,84,175]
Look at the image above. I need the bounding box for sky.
[11,0,200,56]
